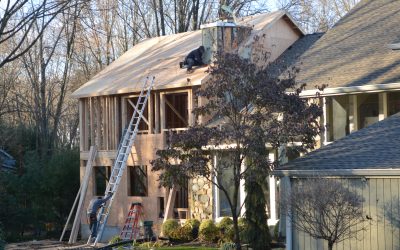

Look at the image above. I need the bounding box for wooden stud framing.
[148,93,154,133]
[164,98,188,126]
[155,92,160,133]
[160,93,166,131]
[188,89,193,126]
[90,98,95,149]
[160,89,191,131]
[79,99,85,151]
[96,97,101,148]
[114,96,119,149]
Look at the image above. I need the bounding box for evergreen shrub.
[199,219,219,243]
[162,219,179,238]
[217,217,234,243]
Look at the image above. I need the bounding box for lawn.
[155,247,218,250]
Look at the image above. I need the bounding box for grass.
[155,247,218,250]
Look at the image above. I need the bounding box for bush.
[162,219,179,238]
[170,224,193,241]
[217,217,234,243]
[199,219,219,243]
[184,219,200,239]
[238,218,249,244]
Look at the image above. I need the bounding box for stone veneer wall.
[189,176,213,220]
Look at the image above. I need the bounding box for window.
[216,152,241,217]
[388,92,400,116]
[128,165,148,196]
[94,166,111,196]
[158,197,165,218]
[327,96,349,141]
[165,93,188,129]
[358,94,379,129]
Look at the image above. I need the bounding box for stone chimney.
[200,21,252,63]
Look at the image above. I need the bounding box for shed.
[274,113,400,250]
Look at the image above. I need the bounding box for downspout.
[282,176,292,250]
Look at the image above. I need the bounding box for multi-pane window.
[128,165,148,196]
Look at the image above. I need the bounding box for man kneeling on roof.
[180,46,205,73]
[87,192,113,242]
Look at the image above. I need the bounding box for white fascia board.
[272,169,400,177]
[388,43,400,50]
[299,83,400,98]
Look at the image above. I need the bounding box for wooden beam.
[188,89,193,126]
[114,96,119,149]
[96,97,101,148]
[160,93,166,131]
[155,92,160,133]
[90,98,95,149]
[148,93,154,134]
[164,185,177,223]
[68,146,98,244]
[79,99,84,151]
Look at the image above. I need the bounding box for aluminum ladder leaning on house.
[90,76,155,246]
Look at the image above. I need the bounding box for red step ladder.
[120,203,144,240]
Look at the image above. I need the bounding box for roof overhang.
[299,82,400,98]
[273,168,400,177]
[388,43,400,50]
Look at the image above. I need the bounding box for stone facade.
[189,176,213,220]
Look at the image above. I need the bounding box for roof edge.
[273,169,400,177]
[300,82,400,98]
[70,78,204,99]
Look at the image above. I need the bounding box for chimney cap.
[200,21,237,29]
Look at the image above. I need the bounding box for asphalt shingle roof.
[275,0,400,90]
[277,113,400,171]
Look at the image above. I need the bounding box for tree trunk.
[152,0,160,36]
[328,241,334,250]
[159,0,165,35]
[232,211,242,250]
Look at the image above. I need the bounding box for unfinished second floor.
[78,87,209,153]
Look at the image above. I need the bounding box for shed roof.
[71,11,300,98]
[274,0,400,91]
[275,113,400,175]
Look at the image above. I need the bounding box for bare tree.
[283,178,366,250]
[277,0,360,33]
[0,0,82,68]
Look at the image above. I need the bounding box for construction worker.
[180,46,205,72]
[87,193,113,242]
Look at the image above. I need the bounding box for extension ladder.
[90,77,155,246]
[120,203,144,240]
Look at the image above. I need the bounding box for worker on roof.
[87,193,113,242]
[180,46,205,72]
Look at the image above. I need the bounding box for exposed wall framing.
[79,96,121,151]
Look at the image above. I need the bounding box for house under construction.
[71,11,304,241]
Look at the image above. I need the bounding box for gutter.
[299,82,400,98]
[272,168,400,177]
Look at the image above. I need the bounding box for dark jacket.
[87,194,112,215]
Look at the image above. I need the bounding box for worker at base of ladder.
[87,193,113,243]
